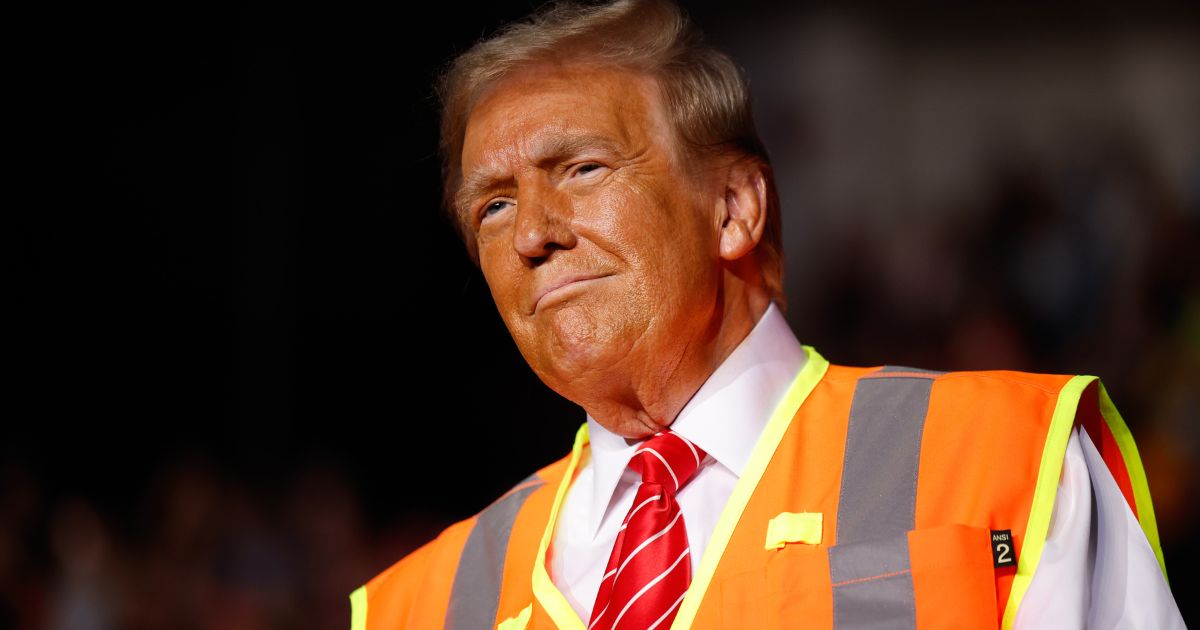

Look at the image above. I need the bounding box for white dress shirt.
[549,302,1184,627]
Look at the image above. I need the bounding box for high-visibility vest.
[351,348,1166,629]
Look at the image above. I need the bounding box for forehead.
[460,65,672,178]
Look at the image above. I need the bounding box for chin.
[531,308,634,389]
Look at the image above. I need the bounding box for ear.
[717,159,769,262]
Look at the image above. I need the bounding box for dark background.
[10,1,1198,628]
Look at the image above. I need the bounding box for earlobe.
[718,162,768,262]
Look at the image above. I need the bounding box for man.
[352,1,1184,628]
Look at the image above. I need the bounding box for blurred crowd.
[0,458,452,630]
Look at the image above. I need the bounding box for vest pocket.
[906,524,999,629]
[719,524,998,628]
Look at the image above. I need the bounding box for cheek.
[593,188,711,286]
[480,254,522,316]
[587,187,663,267]
[475,223,508,263]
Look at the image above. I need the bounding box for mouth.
[531,273,614,314]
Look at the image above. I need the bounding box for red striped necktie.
[588,431,707,630]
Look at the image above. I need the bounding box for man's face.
[458,64,724,407]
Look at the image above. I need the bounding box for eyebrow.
[454,132,625,218]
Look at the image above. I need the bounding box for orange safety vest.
[351,348,1166,629]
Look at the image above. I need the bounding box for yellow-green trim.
[349,585,367,630]
[531,422,589,630]
[1097,382,1168,580]
[672,346,830,628]
[1001,375,1095,630]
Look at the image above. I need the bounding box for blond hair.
[436,0,784,305]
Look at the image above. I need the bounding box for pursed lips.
[530,273,613,314]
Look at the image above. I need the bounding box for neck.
[580,280,772,439]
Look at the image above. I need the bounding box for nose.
[512,183,576,264]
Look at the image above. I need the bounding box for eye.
[573,162,606,177]
[482,199,513,220]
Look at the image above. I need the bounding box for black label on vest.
[991,529,1016,568]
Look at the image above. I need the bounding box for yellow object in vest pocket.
[765,512,823,549]
[496,603,532,630]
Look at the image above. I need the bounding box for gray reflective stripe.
[445,475,544,630]
[836,369,936,543]
[829,368,938,629]
[830,534,915,629]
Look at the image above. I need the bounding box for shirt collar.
[583,301,808,536]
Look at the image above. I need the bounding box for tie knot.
[629,431,707,493]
